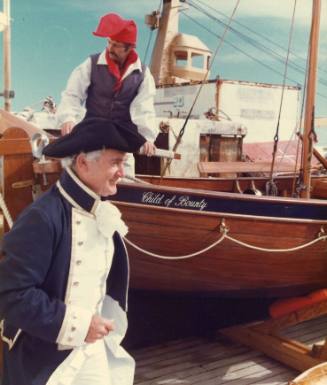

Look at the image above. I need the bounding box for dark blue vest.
[86,53,144,126]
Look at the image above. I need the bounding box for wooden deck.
[132,315,327,385]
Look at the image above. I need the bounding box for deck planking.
[131,315,327,385]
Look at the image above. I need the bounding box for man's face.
[107,39,133,66]
[77,149,127,196]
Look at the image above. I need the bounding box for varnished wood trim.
[0,139,31,154]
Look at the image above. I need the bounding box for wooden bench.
[198,161,301,175]
[220,290,327,372]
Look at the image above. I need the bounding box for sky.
[0,0,326,120]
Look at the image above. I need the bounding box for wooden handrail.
[198,161,302,174]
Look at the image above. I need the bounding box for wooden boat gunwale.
[112,181,327,222]
[118,180,327,206]
[113,199,327,225]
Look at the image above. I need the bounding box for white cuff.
[58,116,78,129]
[56,305,93,349]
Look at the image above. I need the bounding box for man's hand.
[85,314,114,343]
[60,121,75,136]
[141,141,156,156]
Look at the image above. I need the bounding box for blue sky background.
[0,0,326,120]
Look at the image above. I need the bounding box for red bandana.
[105,49,138,91]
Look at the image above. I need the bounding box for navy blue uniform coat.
[0,169,129,385]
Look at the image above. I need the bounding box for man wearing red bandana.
[56,13,158,176]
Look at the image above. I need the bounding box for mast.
[1,0,13,111]
[148,0,180,85]
[301,0,321,198]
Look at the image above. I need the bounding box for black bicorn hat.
[42,117,146,158]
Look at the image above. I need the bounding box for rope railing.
[224,233,327,253]
[124,231,227,260]
[124,221,327,260]
[0,192,13,229]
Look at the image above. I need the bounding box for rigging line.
[292,53,309,196]
[194,0,327,77]
[143,29,154,64]
[181,11,327,101]
[143,0,163,63]
[19,98,49,109]
[187,0,305,74]
[269,0,298,182]
[160,0,241,177]
[189,0,327,82]
[186,1,327,88]
[181,12,299,85]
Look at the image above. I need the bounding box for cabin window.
[191,52,204,69]
[174,50,188,67]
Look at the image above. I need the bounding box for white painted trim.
[0,319,22,350]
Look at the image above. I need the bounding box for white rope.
[0,192,13,229]
[123,224,327,259]
[225,233,327,253]
[123,232,227,260]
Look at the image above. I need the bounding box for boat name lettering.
[175,195,207,210]
[142,192,165,204]
[141,192,208,211]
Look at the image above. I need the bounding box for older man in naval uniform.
[0,117,140,385]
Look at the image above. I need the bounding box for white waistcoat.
[46,203,134,385]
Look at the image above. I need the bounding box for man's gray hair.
[61,150,103,168]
